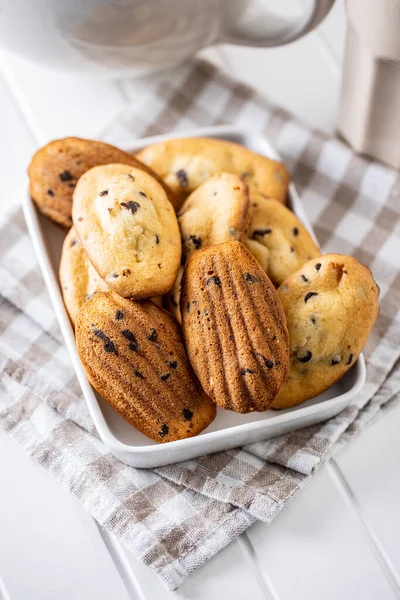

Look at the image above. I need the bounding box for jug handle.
[219,0,335,47]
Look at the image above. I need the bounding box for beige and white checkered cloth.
[1,60,400,590]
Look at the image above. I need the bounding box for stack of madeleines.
[28,136,380,443]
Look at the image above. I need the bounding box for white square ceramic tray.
[23,125,365,468]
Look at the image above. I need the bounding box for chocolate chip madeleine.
[178,172,250,261]
[76,292,216,442]
[136,137,289,210]
[59,227,110,325]
[181,241,290,413]
[272,254,380,409]
[73,163,181,298]
[244,196,321,286]
[28,137,175,228]
[165,266,184,324]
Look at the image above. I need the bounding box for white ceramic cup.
[0,0,335,77]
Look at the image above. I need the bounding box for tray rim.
[22,124,366,459]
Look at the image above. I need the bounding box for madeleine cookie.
[76,292,216,442]
[178,172,250,261]
[136,137,289,210]
[73,163,181,298]
[165,266,184,323]
[28,137,175,227]
[59,227,110,325]
[181,241,290,413]
[271,254,380,409]
[245,197,321,287]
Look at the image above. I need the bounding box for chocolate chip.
[182,408,193,421]
[304,292,318,303]
[134,370,144,379]
[111,273,119,278]
[241,368,255,375]
[301,274,309,282]
[104,340,117,354]
[155,235,160,245]
[158,263,162,269]
[70,239,77,247]
[47,189,55,196]
[122,329,137,342]
[169,360,178,369]
[68,183,75,189]
[251,351,274,368]
[160,373,171,382]
[115,310,124,320]
[245,273,258,283]
[331,355,341,365]
[346,354,354,365]
[311,316,317,325]
[290,247,295,253]
[207,275,221,287]
[122,331,140,353]
[297,350,312,363]
[176,169,189,187]
[188,235,201,249]
[99,190,108,197]
[292,227,299,236]
[93,329,118,354]
[59,170,73,182]
[94,328,108,341]
[122,269,131,277]
[127,173,135,180]
[252,229,272,239]
[120,200,140,215]
[147,328,158,342]
[159,423,169,437]
[138,191,147,197]
[315,263,321,271]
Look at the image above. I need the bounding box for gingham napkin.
[1,60,400,591]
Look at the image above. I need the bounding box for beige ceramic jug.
[339,0,400,169]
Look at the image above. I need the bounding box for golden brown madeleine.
[76,292,216,443]
[244,196,321,287]
[28,137,176,227]
[178,172,250,261]
[272,254,380,409]
[73,163,181,298]
[136,137,289,210]
[181,241,290,413]
[165,266,184,324]
[59,227,110,325]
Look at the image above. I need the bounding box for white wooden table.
[2,2,400,598]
